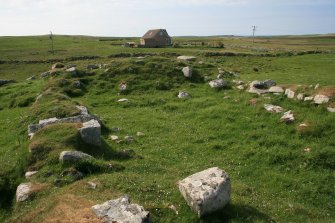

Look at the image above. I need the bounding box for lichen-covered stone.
[59,151,93,162]
[178,167,231,217]
[80,119,101,146]
[92,196,150,223]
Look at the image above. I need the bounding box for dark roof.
[141,29,170,39]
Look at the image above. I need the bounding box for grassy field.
[0,35,334,223]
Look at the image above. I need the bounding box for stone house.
[140,29,172,48]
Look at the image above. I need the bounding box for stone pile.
[28,106,98,139]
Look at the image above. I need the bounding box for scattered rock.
[26,76,36,81]
[264,104,284,113]
[248,81,269,95]
[87,64,99,69]
[304,148,311,153]
[327,107,335,113]
[168,204,178,215]
[177,56,196,61]
[80,119,101,146]
[236,85,245,90]
[59,151,93,162]
[51,63,64,70]
[268,86,284,94]
[209,79,228,89]
[54,179,70,187]
[178,91,190,99]
[118,98,128,102]
[285,89,295,99]
[61,168,84,181]
[73,80,81,88]
[182,66,192,78]
[66,67,77,75]
[76,105,89,115]
[297,93,304,101]
[299,123,309,127]
[25,171,38,179]
[87,182,97,190]
[280,110,295,123]
[91,196,150,223]
[40,71,50,79]
[178,167,231,217]
[124,135,135,142]
[66,64,77,69]
[110,135,119,141]
[314,95,329,104]
[0,79,16,87]
[16,183,33,202]
[263,79,276,88]
[314,84,320,90]
[136,132,145,137]
[304,96,314,102]
[119,83,127,91]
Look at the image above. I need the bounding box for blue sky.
[0,0,334,36]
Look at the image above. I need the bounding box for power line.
[49,31,54,54]
[252,25,257,44]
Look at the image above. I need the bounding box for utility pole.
[49,31,54,54]
[252,25,257,44]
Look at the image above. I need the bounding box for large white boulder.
[80,119,101,146]
[182,66,192,78]
[59,151,93,162]
[16,183,32,202]
[314,95,329,104]
[178,167,231,217]
[91,196,149,223]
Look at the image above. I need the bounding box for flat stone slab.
[91,196,150,223]
[178,167,231,217]
[59,151,93,162]
[118,98,129,102]
[314,95,330,104]
[268,86,284,94]
[177,56,196,61]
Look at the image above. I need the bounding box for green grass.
[0,35,334,223]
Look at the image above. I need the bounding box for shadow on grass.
[78,136,135,161]
[201,203,275,223]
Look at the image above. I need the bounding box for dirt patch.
[315,87,335,97]
[17,194,103,223]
